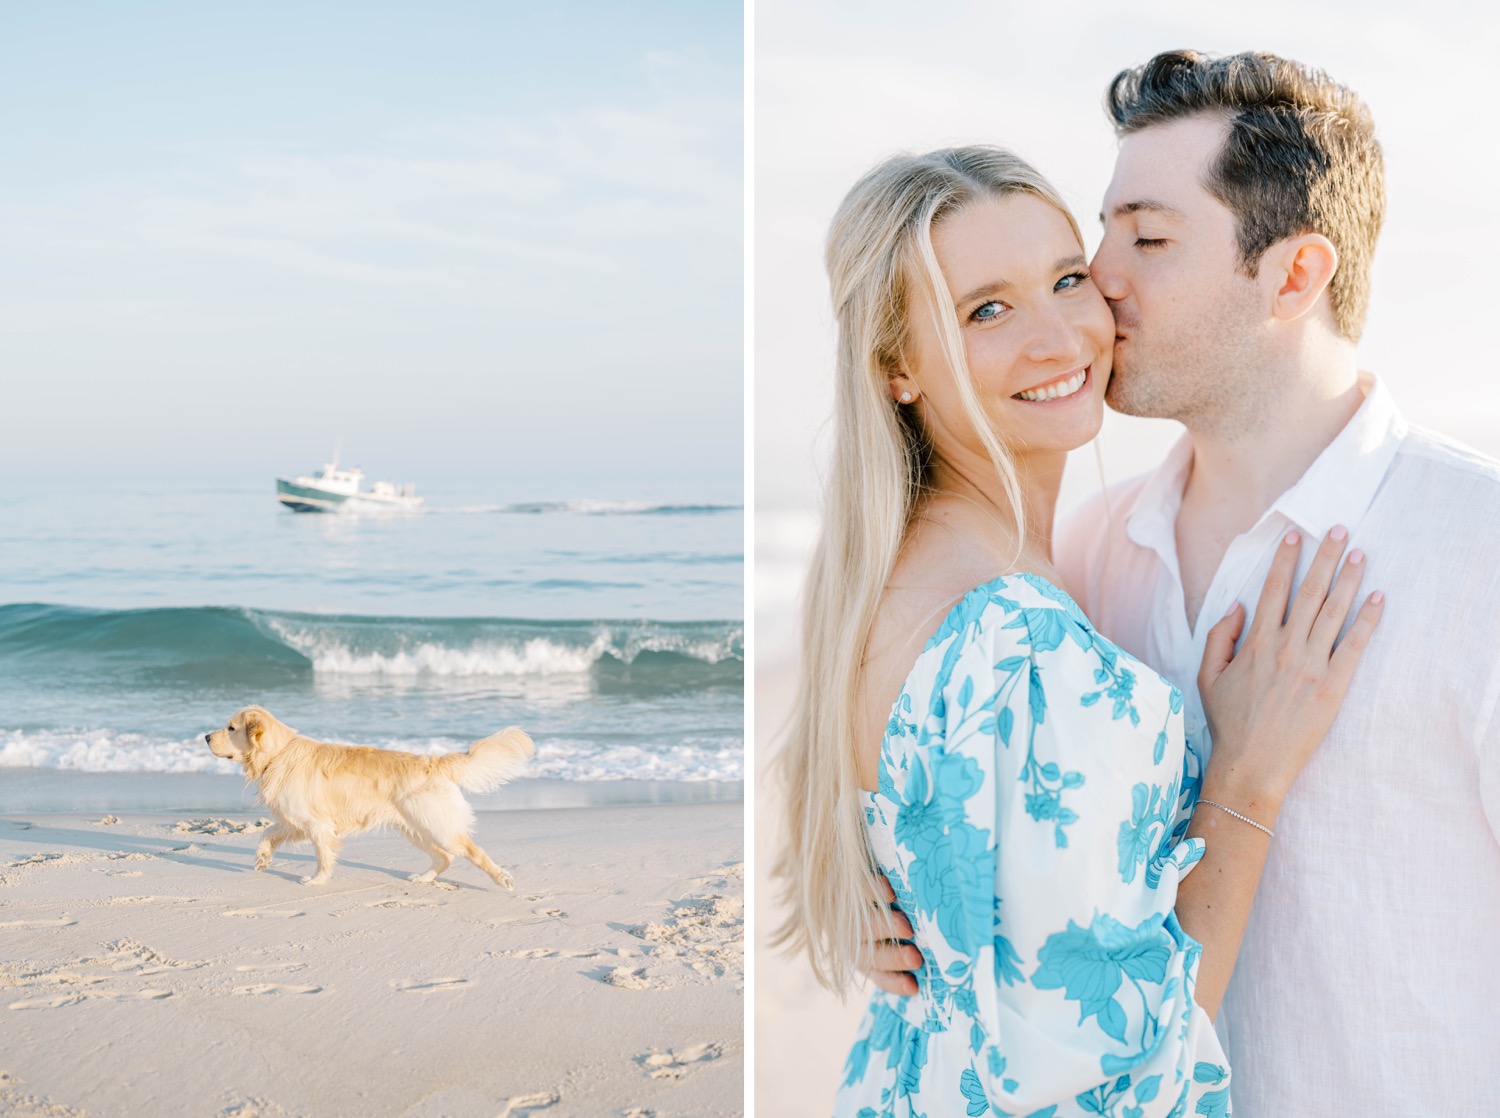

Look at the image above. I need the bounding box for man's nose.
[1089,242,1127,302]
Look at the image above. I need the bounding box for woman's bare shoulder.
[855,516,1015,768]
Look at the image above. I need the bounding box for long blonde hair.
[771,147,1082,990]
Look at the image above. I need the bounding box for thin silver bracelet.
[1198,798,1275,839]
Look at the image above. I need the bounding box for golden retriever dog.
[204,705,533,889]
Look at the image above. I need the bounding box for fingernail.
[1330,525,1347,541]
[1284,530,1300,545]
[1223,600,1240,618]
[1348,549,1364,565]
[1371,590,1384,605]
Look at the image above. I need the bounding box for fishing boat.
[275,456,424,512]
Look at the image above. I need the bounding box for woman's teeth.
[1016,368,1087,402]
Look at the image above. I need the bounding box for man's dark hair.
[1107,50,1385,342]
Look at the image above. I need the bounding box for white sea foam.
[0,729,241,775]
[526,737,744,782]
[263,621,742,677]
[0,728,743,782]
[291,636,610,677]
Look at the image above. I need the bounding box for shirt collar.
[1124,371,1408,550]
[1270,371,1406,540]
[1124,431,1193,558]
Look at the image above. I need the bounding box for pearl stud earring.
[899,391,913,403]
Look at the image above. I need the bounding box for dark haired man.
[869,50,1500,1115]
[1065,49,1500,1117]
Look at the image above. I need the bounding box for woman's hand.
[1196,526,1384,820]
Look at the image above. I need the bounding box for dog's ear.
[240,710,270,779]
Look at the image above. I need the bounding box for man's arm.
[863,873,920,996]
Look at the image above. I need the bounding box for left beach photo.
[0,5,744,1116]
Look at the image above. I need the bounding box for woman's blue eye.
[971,301,1004,321]
[1055,271,1089,292]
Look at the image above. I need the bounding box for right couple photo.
[754,5,1499,1117]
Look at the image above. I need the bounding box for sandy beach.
[0,800,743,1118]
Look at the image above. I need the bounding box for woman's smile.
[1013,364,1091,403]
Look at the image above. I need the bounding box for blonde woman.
[772,147,1383,1116]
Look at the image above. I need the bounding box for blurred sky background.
[755,4,1500,1110]
[1,1,743,500]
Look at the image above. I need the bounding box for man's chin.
[1104,375,1171,421]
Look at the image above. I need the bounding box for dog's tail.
[436,727,535,793]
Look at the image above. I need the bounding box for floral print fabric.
[836,574,1231,1118]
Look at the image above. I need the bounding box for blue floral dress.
[837,574,1232,1118]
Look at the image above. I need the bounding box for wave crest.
[0,604,743,685]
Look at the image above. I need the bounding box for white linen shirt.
[1056,373,1500,1117]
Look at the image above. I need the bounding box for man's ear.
[1267,232,1338,325]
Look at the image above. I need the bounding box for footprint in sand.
[622,1109,656,1118]
[223,907,305,919]
[691,861,746,888]
[498,1091,558,1117]
[0,917,77,928]
[232,983,323,996]
[392,977,469,993]
[234,963,308,973]
[10,989,171,1011]
[600,966,655,991]
[364,896,442,909]
[501,948,600,960]
[173,818,273,835]
[97,939,203,976]
[533,907,565,918]
[638,1041,723,1079]
[218,1094,296,1117]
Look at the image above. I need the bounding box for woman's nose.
[1026,304,1086,364]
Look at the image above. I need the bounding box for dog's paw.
[493,869,516,891]
[254,857,271,872]
[299,874,330,886]
[409,871,438,884]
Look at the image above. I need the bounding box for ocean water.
[0,482,742,806]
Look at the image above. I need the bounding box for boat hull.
[275,478,422,513]
[275,478,352,512]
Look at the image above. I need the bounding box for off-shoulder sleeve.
[876,578,1230,1117]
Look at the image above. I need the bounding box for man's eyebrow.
[1097,199,1187,224]
[953,256,1087,308]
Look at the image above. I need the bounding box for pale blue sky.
[1,2,742,499]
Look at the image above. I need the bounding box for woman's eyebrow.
[955,279,1012,306]
[954,256,1087,307]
